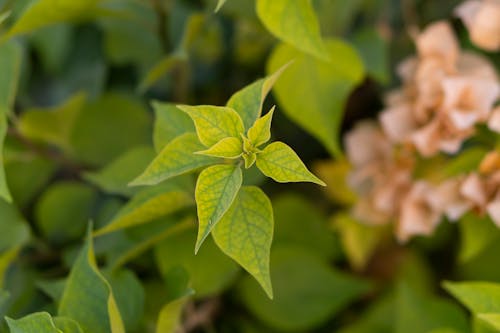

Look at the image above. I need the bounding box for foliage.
[0,0,499,332]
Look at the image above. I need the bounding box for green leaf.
[352,28,389,84]
[444,281,500,314]
[152,102,194,152]
[130,133,218,186]
[243,151,257,169]
[256,142,325,185]
[227,62,290,129]
[18,93,86,153]
[137,54,184,93]
[35,181,97,244]
[215,0,227,12]
[458,214,500,263]
[155,293,193,333]
[212,186,274,298]
[196,137,243,159]
[30,24,73,74]
[0,40,22,110]
[53,317,84,333]
[0,199,30,253]
[0,247,20,289]
[247,106,274,147]
[106,270,144,331]
[256,0,328,59]
[154,227,239,298]
[6,312,62,333]
[95,179,194,236]
[333,212,385,270]
[195,164,242,252]
[273,194,339,260]
[238,245,371,331]
[83,146,156,197]
[0,40,22,202]
[0,113,11,202]
[59,229,125,333]
[478,313,500,331]
[267,40,364,156]
[70,93,151,166]
[5,0,102,38]
[178,105,245,147]
[396,283,469,333]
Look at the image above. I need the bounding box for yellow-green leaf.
[95,180,194,236]
[0,113,11,202]
[59,229,125,333]
[18,93,86,153]
[53,317,84,333]
[247,106,274,147]
[0,40,22,110]
[256,142,325,186]
[6,0,102,38]
[195,164,242,252]
[256,0,328,59]
[196,137,242,159]
[178,105,245,147]
[478,313,500,331]
[444,281,500,314]
[267,40,364,156]
[6,312,62,333]
[215,0,228,12]
[243,151,257,169]
[213,186,274,298]
[138,54,184,93]
[227,62,289,129]
[130,133,218,186]
[0,246,20,289]
[156,293,193,333]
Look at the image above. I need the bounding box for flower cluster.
[345,1,500,242]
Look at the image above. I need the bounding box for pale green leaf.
[212,186,274,298]
[18,93,86,152]
[155,227,239,298]
[243,151,257,169]
[256,0,327,59]
[396,283,468,333]
[6,312,62,333]
[130,133,218,186]
[195,164,242,252]
[83,146,156,197]
[444,281,500,314]
[156,293,193,333]
[196,137,242,159]
[152,102,194,152]
[95,180,194,236]
[178,105,245,147]
[53,317,84,333]
[313,159,357,205]
[215,0,228,12]
[239,245,371,331]
[478,313,500,331]
[227,62,290,129]
[6,0,102,38]
[59,229,125,333]
[256,141,325,185]
[267,40,364,156]
[247,106,274,147]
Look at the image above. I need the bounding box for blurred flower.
[455,0,500,51]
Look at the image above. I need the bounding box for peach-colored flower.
[379,104,418,143]
[345,121,392,167]
[415,21,459,67]
[397,181,441,242]
[455,0,500,51]
[427,178,472,221]
[487,196,500,227]
[488,106,500,133]
[460,173,488,208]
